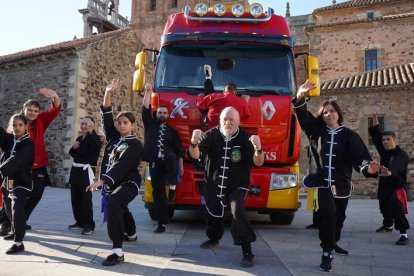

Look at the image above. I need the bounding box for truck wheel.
[269,212,294,225]
[147,203,158,221]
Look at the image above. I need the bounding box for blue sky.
[0,0,347,56]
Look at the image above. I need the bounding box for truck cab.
[134,2,319,224]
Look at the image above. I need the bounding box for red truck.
[133,2,319,224]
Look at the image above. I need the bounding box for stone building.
[0,28,144,186]
[302,0,414,196]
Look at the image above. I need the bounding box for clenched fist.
[249,135,261,150]
[191,129,204,144]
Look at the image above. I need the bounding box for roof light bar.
[184,5,273,22]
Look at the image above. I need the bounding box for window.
[368,116,384,145]
[150,0,156,11]
[367,12,374,19]
[365,49,377,71]
[172,0,178,8]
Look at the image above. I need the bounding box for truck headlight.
[231,4,244,17]
[213,4,226,16]
[195,3,208,16]
[249,3,263,18]
[269,173,297,190]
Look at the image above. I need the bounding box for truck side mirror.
[305,56,320,97]
[133,51,147,92]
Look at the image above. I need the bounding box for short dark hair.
[382,131,396,139]
[117,111,135,124]
[23,99,41,110]
[157,105,169,112]
[316,100,344,125]
[225,83,237,93]
[9,113,29,128]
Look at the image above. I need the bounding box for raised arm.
[39,88,61,109]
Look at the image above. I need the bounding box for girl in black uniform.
[0,114,34,254]
[87,79,143,266]
[293,81,378,272]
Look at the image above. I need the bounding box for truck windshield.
[155,44,296,96]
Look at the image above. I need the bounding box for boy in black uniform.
[142,85,185,233]
[87,79,143,266]
[189,107,264,267]
[369,105,410,245]
[0,114,34,254]
[68,116,102,235]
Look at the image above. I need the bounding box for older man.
[189,106,264,267]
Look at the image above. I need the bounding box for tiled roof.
[307,11,414,31]
[0,27,133,66]
[321,62,414,91]
[314,0,396,13]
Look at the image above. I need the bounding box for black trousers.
[150,152,178,225]
[206,189,256,245]
[107,182,138,249]
[2,187,28,242]
[70,167,95,230]
[25,167,50,220]
[379,192,410,232]
[316,188,349,252]
[0,203,10,225]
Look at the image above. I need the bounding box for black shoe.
[124,234,137,242]
[81,229,94,235]
[154,225,166,234]
[0,223,11,236]
[102,253,124,266]
[168,189,176,204]
[3,233,15,240]
[320,253,333,272]
[305,223,318,229]
[240,253,254,267]
[25,224,32,230]
[6,243,25,254]
[333,244,349,256]
[200,239,219,249]
[376,225,393,233]
[68,223,82,230]
[396,236,409,245]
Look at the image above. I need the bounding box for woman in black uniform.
[293,81,378,272]
[0,114,34,254]
[87,79,143,266]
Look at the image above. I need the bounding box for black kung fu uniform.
[369,125,410,232]
[69,131,102,231]
[142,106,185,225]
[294,98,374,252]
[198,126,256,245]
[100,106,143,249]
[0,128,34,243]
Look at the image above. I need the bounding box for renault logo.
[261,101,276,120]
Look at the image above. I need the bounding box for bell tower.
[79,0,129,37]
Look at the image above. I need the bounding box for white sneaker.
[204,64,212,79]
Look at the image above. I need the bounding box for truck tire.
[269,212,294,225]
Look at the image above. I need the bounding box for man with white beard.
[189,106,264,267]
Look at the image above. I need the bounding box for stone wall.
[0,29,145,187]
[298,87,414,197]
[0,54,76,186]
[310,1,414,81]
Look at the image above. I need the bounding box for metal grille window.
[368,116,384,145]
[365,49,378,71]
[150,0,156,11]
[172,0,177,8]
